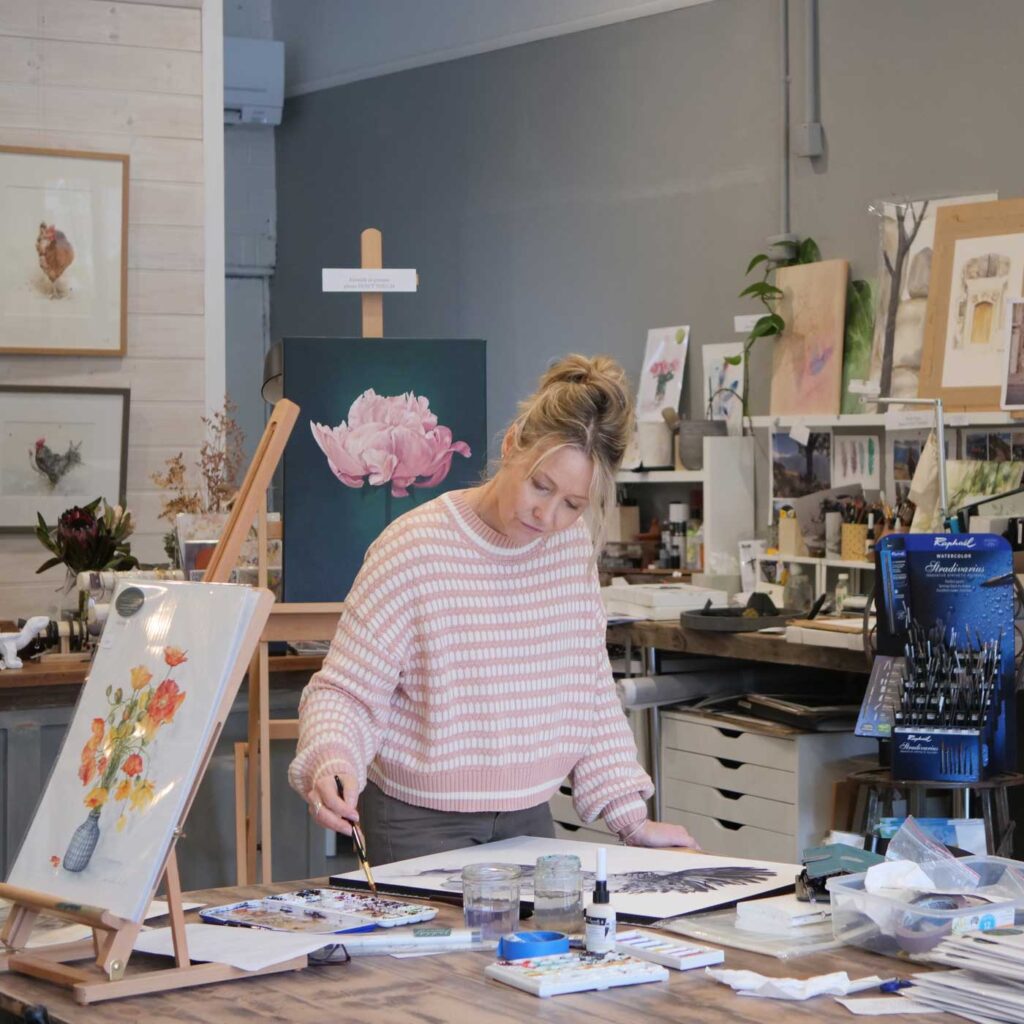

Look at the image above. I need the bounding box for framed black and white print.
[0,385,129,531]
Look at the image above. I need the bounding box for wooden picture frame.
[0,385,129,532]
[919,198,1024,411]
[0,145,128,356]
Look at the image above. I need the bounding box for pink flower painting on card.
[648,359,680,404]
[310,390,472,498]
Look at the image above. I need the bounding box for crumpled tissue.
[705,968,885,1000]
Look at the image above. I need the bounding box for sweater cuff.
[287,744,357,799]
[601,793,649,839]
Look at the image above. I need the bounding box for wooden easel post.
[238,227,408,885]
[361,227,384,338]
[0,401,302,1004]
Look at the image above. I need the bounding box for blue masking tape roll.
[497,931,569,961]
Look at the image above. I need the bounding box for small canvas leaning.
[7,580,274,924]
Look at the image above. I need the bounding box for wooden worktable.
[607,620,871,674]
[0,879,945,1023]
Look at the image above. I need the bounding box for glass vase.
[63,807,101,872]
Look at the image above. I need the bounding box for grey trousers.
[359,781,555,864]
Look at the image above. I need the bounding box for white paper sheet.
[835,996,942,1015]
[134,922,324,972]
[334,836,801,922]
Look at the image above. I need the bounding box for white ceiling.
[272,0,714,97]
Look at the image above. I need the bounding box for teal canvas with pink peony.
[282,338,487,602]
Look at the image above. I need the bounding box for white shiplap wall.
[0,0,209,620]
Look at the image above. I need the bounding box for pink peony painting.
[311,389,472,498]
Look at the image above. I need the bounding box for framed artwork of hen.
[0,146,128,356]
[0,385,129,531]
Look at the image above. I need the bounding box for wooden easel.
[236,228,400,884]
[0,401,301,1004]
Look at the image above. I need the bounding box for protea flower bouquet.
[36,498,138,578]
[311,389,471,520]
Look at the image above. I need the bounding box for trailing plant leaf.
[797,238,822,264]
[739,281,784,300]
[745,253,770,274]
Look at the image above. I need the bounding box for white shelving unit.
[614,434,754,579]
[755,552,874,596]
[749,411,1023,430]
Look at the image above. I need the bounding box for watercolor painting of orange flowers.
[64,645,188,871]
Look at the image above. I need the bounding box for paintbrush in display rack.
[893,614,1001,732]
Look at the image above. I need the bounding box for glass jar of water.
[532,854,583,934]
[461,863,521,939]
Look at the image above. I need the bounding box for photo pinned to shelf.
[833,435,880,490]
[637,325,689,422]
[919,198,1024,410]
[770,428,832,523]
[0,385,128,531]
[0,145,128,355]
[885,429,945,504]
[702,342,744,435]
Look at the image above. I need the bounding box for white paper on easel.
[6,581,272,923]
[322,268,417,292]
[134,922,325,971]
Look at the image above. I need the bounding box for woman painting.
[289,354,697,861]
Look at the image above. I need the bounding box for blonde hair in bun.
[504,353,633,548]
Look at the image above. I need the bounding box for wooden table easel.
[236,228,408,885]
[0,401,300,1004]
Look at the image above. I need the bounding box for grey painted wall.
[272,0,779,444]
[271,0,1023,450]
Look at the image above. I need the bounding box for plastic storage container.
[827,855,1024,956]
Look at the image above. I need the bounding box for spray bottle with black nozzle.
[584,846,616,954]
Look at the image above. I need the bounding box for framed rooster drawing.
[0,146,128,355]
[0,385,129,531]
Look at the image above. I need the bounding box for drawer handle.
[559,785,572,796]
[716,758,742,770]
[716,819,743,831]
[717,789,742,801]
[716,727,742,739]
[558,821,580,832]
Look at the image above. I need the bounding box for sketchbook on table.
[332,836,800,922]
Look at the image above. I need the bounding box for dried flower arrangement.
[150,399,245,563]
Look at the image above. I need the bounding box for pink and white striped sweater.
[288,489,653,839]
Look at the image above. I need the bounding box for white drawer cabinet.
[661,709,875,862]
[549,786,614,845]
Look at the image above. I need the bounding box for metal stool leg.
[981,789,996,855]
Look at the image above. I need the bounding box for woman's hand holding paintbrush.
[305,773,377,892]
[306,771,361,835]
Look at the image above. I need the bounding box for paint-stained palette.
[201,888,438,934]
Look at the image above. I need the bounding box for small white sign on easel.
[322,268,417,292]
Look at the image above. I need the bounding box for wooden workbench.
[0,879,944,1023]
[607,620,871,675]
